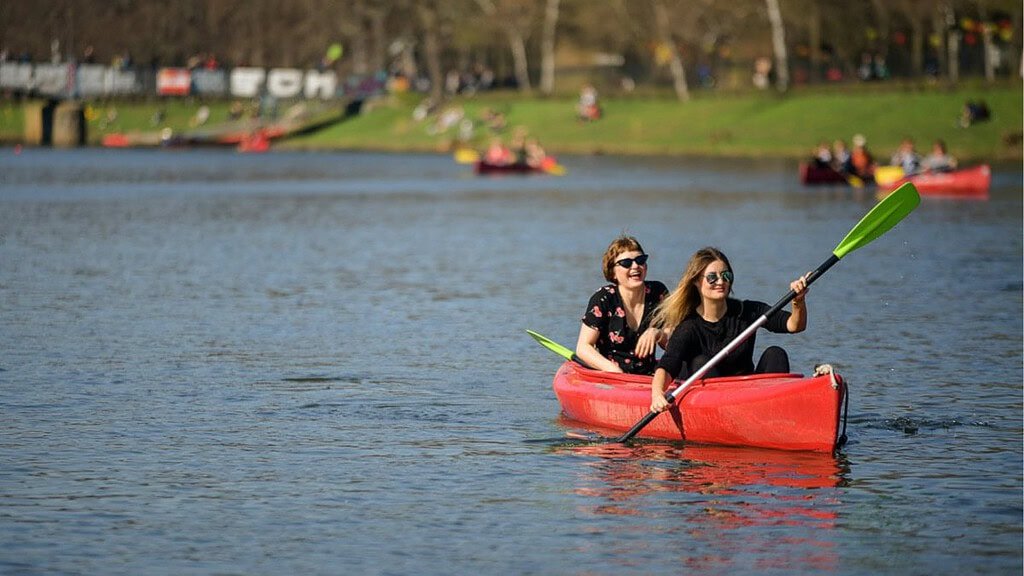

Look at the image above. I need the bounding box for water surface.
[1,149,1021,574]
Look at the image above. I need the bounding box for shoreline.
[2,85,1021,163]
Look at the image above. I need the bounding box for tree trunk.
[765,0,789,92]
[910,13,925,77]
[507,29,532,93]
[808,1,821,83]
[417,2,444,101]
[652,0,689,102]
[943,2,959,83]
[351,15,369,74]
[977,1,995,83]
[476,0,533,93]
[369,8,387,73]
[869,0,891,58]
[539,0,559,95]
[399,33,418,81]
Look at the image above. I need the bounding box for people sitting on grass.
[577,83,602,122]
[480,108,507,133]
[960,100,990,128]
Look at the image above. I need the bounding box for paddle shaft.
[570,353,594,369]
[615,254,840,443]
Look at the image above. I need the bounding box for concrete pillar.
[23,100,56,145]
[52,101,86,147]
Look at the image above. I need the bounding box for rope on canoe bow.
[815,363,849,449]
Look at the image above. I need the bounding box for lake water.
[1,148,1021,575]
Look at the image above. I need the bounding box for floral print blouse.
[581,281,669,375]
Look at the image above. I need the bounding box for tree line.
[2,0,1020,101]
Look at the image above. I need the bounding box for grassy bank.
[2,83,1021,163]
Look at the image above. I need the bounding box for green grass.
[288,85,1022,163]
[2,84,1020,163]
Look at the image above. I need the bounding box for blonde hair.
[601,235,645,282]
[652,247,733,331]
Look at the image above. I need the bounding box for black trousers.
[684,346,790,378]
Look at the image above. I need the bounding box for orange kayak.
[552,361,847,452]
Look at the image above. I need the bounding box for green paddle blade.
[526,330,574,361]
[833,182,920,259]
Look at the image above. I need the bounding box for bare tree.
[765,0,790,91]
[892,0,932,78]
[652,0,689,101]
[807,0,823,83]
[417,0,445,100]
[475,0,536,93]
[975,0,996,82]
[939,1,960,82]
[539,0,560,95]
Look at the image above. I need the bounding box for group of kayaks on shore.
[800,134,990,196]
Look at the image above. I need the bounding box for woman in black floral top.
[575,235,670,374]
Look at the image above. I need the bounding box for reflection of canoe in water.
[880,164,990,198]
[563,442,843,490]
[552,360,847,452]
[799,162,851,185]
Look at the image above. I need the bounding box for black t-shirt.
[581,281,669,375]
[658,298,791,378]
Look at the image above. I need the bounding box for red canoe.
[880,164,990,198]
[799,162,851,185]
[475,160,544,175]
[552,361,847,452]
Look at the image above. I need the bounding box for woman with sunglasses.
[575,235,669,374]
[648,246,809,413]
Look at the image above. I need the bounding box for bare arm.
[650,368,672,412]
[575,323,623,373]
[787,274,809,333]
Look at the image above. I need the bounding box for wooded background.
[2,0,1020,100]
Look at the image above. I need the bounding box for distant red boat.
[880,165,990,198]
[474,155,565,176]
[799,162,851,185]
[237,130,271,153]
[474,160,545,175]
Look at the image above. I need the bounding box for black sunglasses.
[704,270,734,285]
[615,254,649,268]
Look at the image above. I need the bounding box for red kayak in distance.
[475,160,544,175]
[475,156,564,176]
[799,162,851,185]
[552,360,847,452]
[879,164,990,198]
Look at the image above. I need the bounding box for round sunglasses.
[615,254,649,268]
